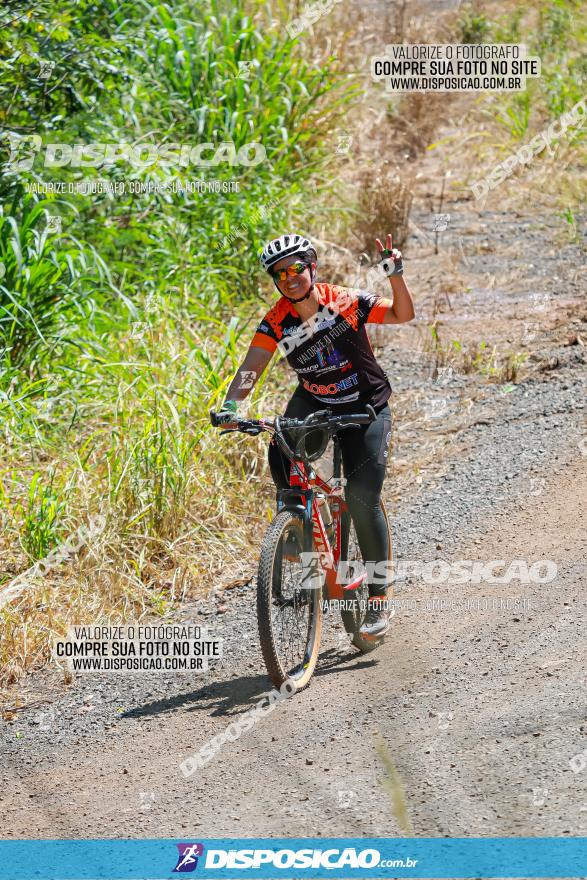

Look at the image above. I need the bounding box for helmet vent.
[259,233,317,271]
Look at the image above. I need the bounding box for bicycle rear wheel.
[257,509,323,690]
[339,500,391,653]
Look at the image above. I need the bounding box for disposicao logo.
[173,843,205,873]
[2,134,265,171]
[201,847,382,870]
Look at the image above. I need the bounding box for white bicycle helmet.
[260,233,317,272]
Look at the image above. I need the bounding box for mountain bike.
[210,406,391,690]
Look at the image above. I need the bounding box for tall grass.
[0,194,107,369]
[462,0,587,133]
[0,0,356,693]
[0,283,286,690]
[458,0,587,209]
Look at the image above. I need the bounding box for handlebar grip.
[348,406,377,424]
[304,409,331,425]
[210,410,236,427]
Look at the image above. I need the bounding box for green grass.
[458,0,587,139]
[456,0,587,210]
[424,324,528,384]
[0,194,107,369]
[0,0,357,691]
[20,472,67,562]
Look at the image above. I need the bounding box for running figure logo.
[173,843,204,873]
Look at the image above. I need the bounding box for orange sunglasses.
[272,261,309,281]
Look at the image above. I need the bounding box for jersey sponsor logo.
[302,372,358,396]
[297,360,350,376]
[313,391,360,404]
[295,363,322,374]
[315,342,343,369]
[313,312,338,332]
[282,324,302,336]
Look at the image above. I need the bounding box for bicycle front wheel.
[257,509,323,690]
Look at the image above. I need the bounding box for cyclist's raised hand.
[375,232,403,276]
[373,232,414,323]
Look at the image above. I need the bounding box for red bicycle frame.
[210,407,375,602]
[287,456,366,601]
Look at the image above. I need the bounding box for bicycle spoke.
[270,549,314,675]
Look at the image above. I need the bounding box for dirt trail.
[2,448,585,838]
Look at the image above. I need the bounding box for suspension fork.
[276,459,315,553]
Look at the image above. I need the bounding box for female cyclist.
[215,232,415,636]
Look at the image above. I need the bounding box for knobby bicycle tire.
[257,509,322,690]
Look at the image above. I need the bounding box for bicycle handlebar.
[209,405,377,465]
[209,404,376,434]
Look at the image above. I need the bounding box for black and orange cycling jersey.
[252,283,393,410]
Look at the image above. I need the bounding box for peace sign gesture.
[375,232,404,276]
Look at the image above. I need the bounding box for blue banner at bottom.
[0,838,585,879]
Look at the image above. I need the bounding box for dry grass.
[0,460,267,697]
[414,315,529,385]
[306,0,467,259]
[355,163,414,252]
[0,308,288,697]
[0,508,267,700]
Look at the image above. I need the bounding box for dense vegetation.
[0,0,353,687]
